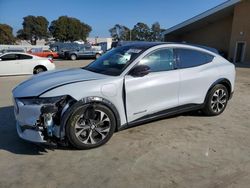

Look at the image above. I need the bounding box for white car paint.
[125,70,180,122]
[12,43,235,143]
[0,52,55,76]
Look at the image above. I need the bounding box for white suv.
[12,42,235,149]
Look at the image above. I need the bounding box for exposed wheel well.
[33,65,47,74]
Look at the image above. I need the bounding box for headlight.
[19,95,67,106]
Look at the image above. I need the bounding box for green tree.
[150,22,162,41]
[17,15,49,45]
[131,22,151,41]
[109,24,131,41]
[0,24,15,44]
[49,16,92,42]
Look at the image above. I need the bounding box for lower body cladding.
[14,96,73,144]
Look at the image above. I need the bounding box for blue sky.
[0,0,227,37]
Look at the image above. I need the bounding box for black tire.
[70,54,77,60]
[203,84,229,116]
[66,103,116,149]
[33,66,46,74]
[95,53,101,59]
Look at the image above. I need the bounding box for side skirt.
[118,104,204,131]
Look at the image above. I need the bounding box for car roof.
[117,41,165,49]
[117,41,219,54]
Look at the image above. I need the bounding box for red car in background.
[28,49,59,59]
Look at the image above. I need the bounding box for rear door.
[176,48,217,105]
[17,54,34,74]
[125,48,180,122]
[0,54,21,75]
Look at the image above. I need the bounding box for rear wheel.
[66,104,116,149]
[70,54,77,60]
[33,66,46,74]
[203,84,229,116]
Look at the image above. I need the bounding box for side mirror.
[129,64,150,77]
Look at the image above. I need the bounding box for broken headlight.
[19,95,68,106]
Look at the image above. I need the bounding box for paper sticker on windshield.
[127,49,142,53]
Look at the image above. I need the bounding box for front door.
[0,54,21,75]
[125,48,180,122]
[83,46,94,57]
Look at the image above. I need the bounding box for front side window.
[85,46,143,76]
[176,49,214,69]
[0,54,17,61]
[138,48,175,72]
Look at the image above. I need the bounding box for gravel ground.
[0,60,250,188]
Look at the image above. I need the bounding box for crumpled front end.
[13,95,75,143]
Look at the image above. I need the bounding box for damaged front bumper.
[13,96,72,143]
[16,122,46,143]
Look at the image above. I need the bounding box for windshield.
[84,46,143,76]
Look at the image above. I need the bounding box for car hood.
[13,68,110,98]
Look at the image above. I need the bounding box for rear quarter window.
[176,48,214,69]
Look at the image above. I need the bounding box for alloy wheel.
[74,110,111,145]
[211,88,227,113]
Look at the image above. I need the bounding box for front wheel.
[70,54,77,60]
[203,84,229,116]
[66,104,116,149]
[95,53,101,59]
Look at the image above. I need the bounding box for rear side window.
[176,49,214,69]
[18,54,33,59]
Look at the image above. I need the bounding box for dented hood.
[12,68,109,98]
